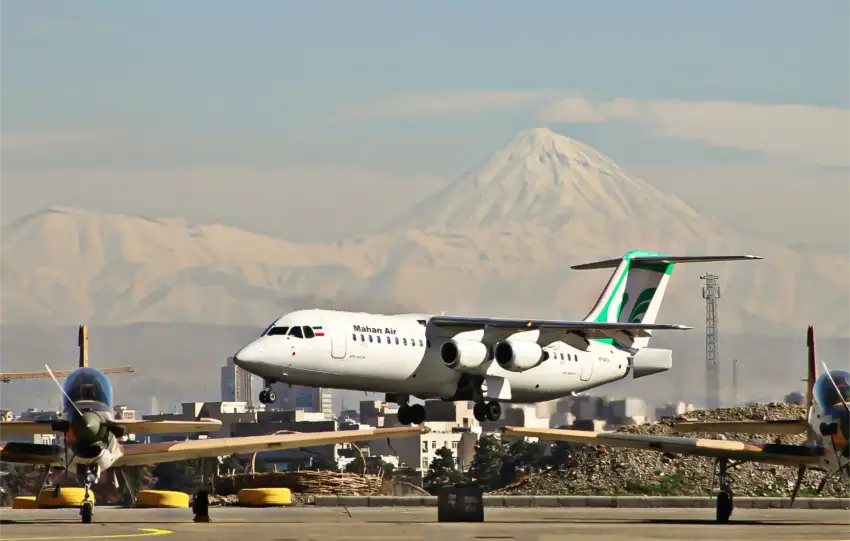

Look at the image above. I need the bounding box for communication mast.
[702,273,721,409]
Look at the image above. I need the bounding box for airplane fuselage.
[234,309,633,403]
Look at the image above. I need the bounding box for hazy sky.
[2,1,848,248]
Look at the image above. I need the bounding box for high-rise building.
[220,356,253,404]
[273,384,333,420]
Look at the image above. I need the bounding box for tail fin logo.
[617,287,657,324]
[628,288,657,323]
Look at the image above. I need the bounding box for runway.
[0,507,848,541]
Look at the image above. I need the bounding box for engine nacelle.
[440,339,489,372]
[494,339,548,372]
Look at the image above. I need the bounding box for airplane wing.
[427,315,690,345]
[119,419,223,434]
[501,426,822,468]
[0,442,61,466]
[1,366,134,382]
[673,419,809,435]
[0,420,58,436]
[114,426,423,467]
[0,418,223,436]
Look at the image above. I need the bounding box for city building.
[272,384,333,420]
[114,405,136,420]
[221,356,253,404]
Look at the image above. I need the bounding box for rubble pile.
[494,403,850,497]
[214,470,384,497]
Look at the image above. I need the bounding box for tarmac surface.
[0,507,848,541]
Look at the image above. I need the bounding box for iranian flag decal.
[313,326,325,337]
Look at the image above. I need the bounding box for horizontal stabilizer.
[572,254,763,270]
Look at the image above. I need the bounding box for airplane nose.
[233,340,266,371]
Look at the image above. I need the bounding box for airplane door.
[330,326,347,359]
[579,353,594,381]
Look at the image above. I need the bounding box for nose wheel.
[80,483,94,523]
[258,380,277,404]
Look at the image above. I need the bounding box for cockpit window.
[289,326,304,338]
[63,367,114,411]
[303,326,315,339]
[267,326,289,336]
[80,384,96,401]
[261,323,275,336]
[814,369,850,408]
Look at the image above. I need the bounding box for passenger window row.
[352,333,430,348]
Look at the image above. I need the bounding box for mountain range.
[1,127,847,413]
[2,128,846,336]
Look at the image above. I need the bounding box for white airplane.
[502,325,850,523]
[233,250,761,425]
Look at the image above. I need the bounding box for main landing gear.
[711,458,735,523]
[393,395,426,426]
[473,401,502,423]
[258,379,277,404]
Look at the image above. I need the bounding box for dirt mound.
[493,403,850,497]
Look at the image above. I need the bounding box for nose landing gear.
[79,465,100,524]
[258,379,277,404]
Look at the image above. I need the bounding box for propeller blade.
[821,361,850,413]
[789,465,806,508]
[44,364,83,417]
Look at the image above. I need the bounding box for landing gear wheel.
[80,500,93,524]
[259,389,276,404]
[716,491,733,523]
[409,404,426,425]
[485,401,502,421]
[473,403,487,423]
[397,406,412,426]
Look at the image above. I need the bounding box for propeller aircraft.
[0,360,422,523]
[502,325,849,522]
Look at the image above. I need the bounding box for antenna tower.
[701,273,721,409]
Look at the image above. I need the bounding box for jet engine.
[494,339,548,372]
[440,339,489,372]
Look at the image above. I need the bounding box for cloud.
[538,97,850,168]
[338,90,850,167]
[333,89,571,120]
[1,130,113,155]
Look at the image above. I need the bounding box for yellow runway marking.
[0,528,173,540]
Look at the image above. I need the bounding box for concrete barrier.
[311,495,850,509]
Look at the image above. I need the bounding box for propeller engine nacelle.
[494,339,548,372]
[440,339,489,371]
